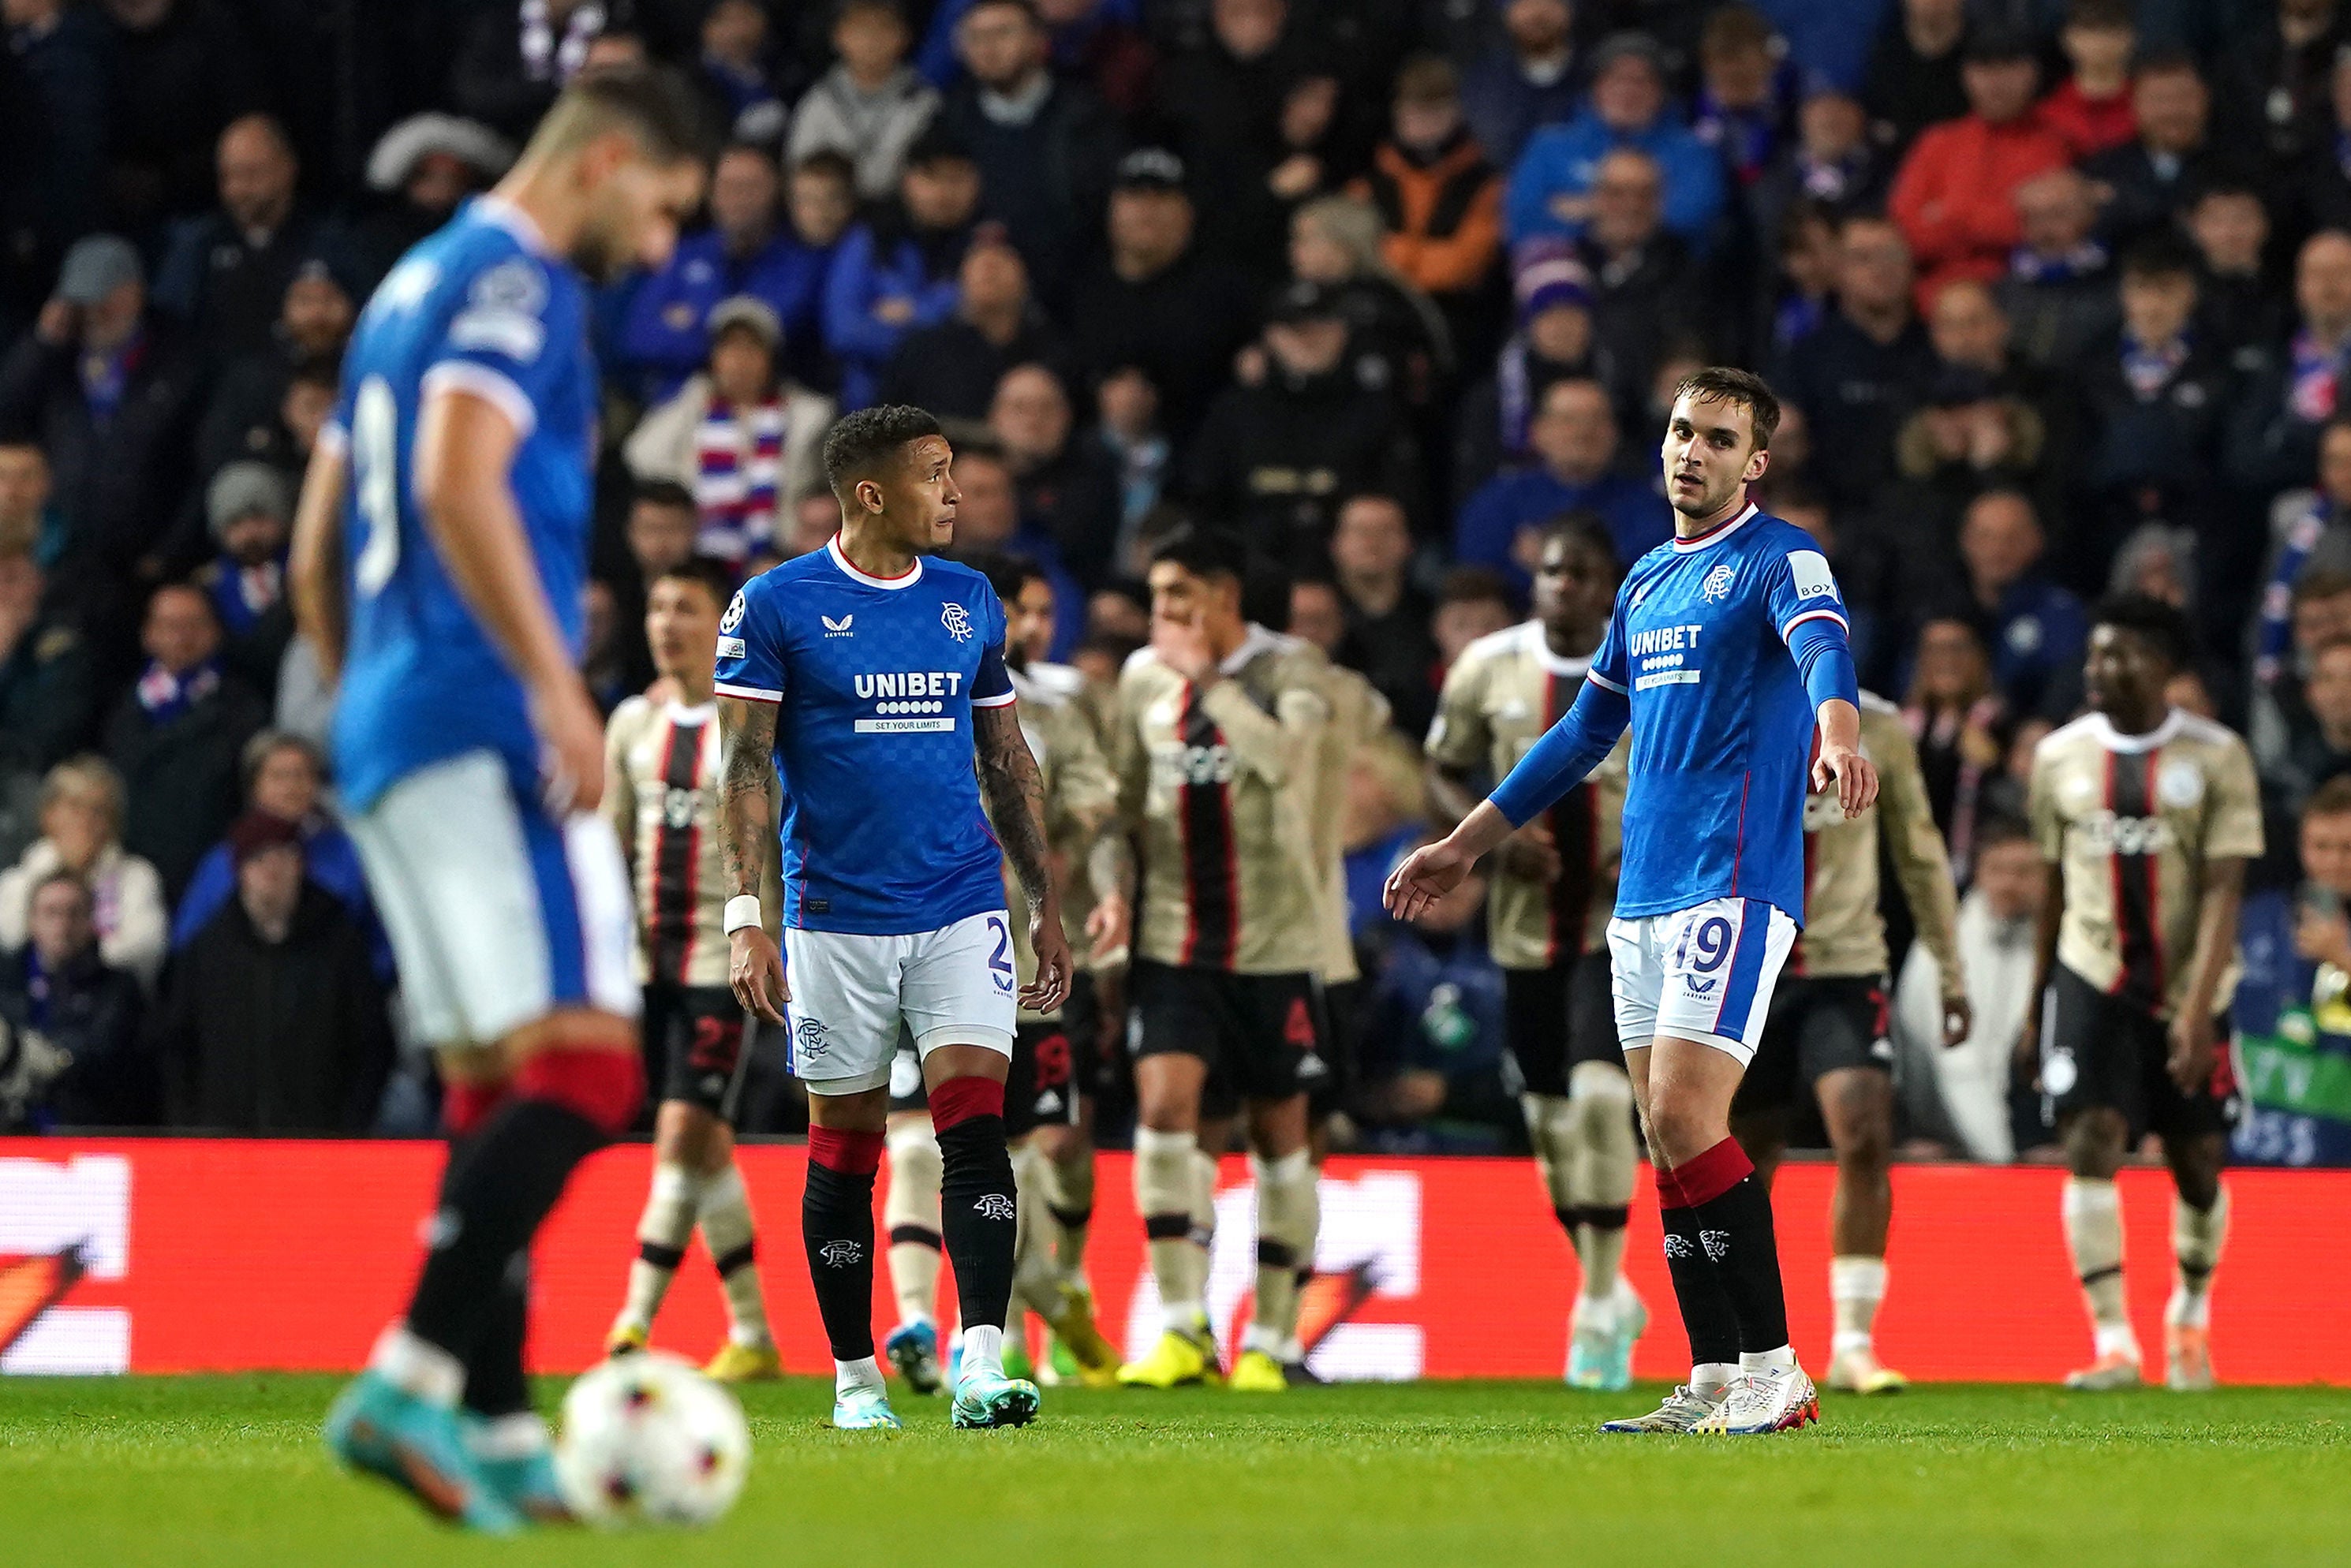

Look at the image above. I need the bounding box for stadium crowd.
[2,0,2350,1161]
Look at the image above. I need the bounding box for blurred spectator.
[2255,420,2351,648]
[0,756,167,990]
[154,810,391,1133]
[1878,368,2050,608]
[1090,364,1170,569]
[1454,245,1611,507]
[1888,32,2070,310]
[1574,147,1699,435]
[1955,487,2087,722]
[100,0,264,233]
[1183,279,1424,562]
[618,142,832,405]
[2039,0,2139,159]
[880,225,1071,418]
[2186,181,2284,374]
[1455,376,1669,588]
[2268,637,2351,807]
[103,583,266,902]
[0,236,204,648]
[2297,48,2351,236]
[2081,50,2215,252]
[821,126,980,410]
[1459,0,1581,171]
[0,872,151,1128]
[2214,0,2347,172]
[1329,492,1438,737]
[1690,5,1787,192]
[1358,848,1505,1139]
[1997,167,2119,372]
[787,0,941,203]
[0,0,105,319]
[193,461,293,694]
[153,115,337,361]
[1893,814,2043,1162]
[2252,566,2351,782]
[1357,54,1504,366]
[0,440,60,566]
[2227,229,2351,498]
[1505,33,1725,248]
[940,437,1082,655]
[1755,199,1837,367]
[934,0,1122,304]
[450,0,615,142]
[580,576,629,715]
[692,0,787,145]
[0,550,91,778]
[349,114,515,291]
[1068,148,1260,444]
[1292,193,1455,413]
[626,478,698,586]
[1779,215,1935,511]
[1431,565,1516,672]
[626,296,835,568]
[988,363,1119,588]
[1288,573,1347,656]
[1747,86,1889,262]
[1859,0,1968,158]
[197,264,357,483]
[1902,616,2013,876]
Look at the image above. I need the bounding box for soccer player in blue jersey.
[712,404,1074,1432]
[1387,368,1879,1436]
[289,69,707,1531]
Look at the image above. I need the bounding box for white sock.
[1740,1345,1798,1372]
[2167,1185,2229,1330]
[885,1122,944,1328]
[696,1163,773,1349]
[1830,1254,1887,1357]
[1691,1361,1738,1402]
[2063,1177,2137,1360]
[614,1161,703,1338]
[960,1323,1005,1378]
[1249,1149,1318,1342]
[369,1323,464,1406]
[467,1412,550,1460]
[1135,1127,1205,1327]
[835,1355,885,1397]
[1573,1290,1617,1337]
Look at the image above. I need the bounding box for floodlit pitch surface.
[2,1376,2345,1566]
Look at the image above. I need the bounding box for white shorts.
[1605,896,1798,1066]
[346,750,638,1049]
[782,909,1018,1094]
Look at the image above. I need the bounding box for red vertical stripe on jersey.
[1176,684,1239,968]
[1729,771,1751,896]
[2143,752,2166,1001]
[650,716,704,983]
[2105,746,2163,1006]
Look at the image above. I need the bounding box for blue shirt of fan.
[1588,503,1850,923]
[715,539,1015,935]
[327,196,597,812]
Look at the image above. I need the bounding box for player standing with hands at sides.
[1389,368,1876,1436]
[713,405,1073,1432]
[293,69,708,1531]
[2019,596,2259,1392]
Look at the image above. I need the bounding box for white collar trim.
[1670,501,1759,552]
[665,699,717,725]
[828,535,924,590]
[2092,707,2186,753]
[1220,623,1286,675]
[1519,620,1595,678]
[473,193,552,257]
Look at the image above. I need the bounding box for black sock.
[462,1250,531,1421]
[937,1113,1017,1333]
[1659,1201,1741,1368]
[802,1160,877,1361]
[1691,1173,1790,1353]
[406,1099,605,1365]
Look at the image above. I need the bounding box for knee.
[2061,1111,2125,1177]
[1645,1094,1712,1165]
[1831,1110,1893,1174]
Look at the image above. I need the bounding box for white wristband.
[723,895,764,935]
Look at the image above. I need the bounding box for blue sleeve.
[1489,677,1632,827]
[171,846,234,949]
[1504,130,1572,245]
[915,0,973,87]
[821,226,912,363]
[971,578,1014,707]
[714,581,787,702]
[615,255,709,386]
[1763,540,1859,711]
[1787,614,1858,712]
[421,250,568,438]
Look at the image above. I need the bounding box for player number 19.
[351,374,401,598]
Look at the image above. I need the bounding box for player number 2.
[985,915,1013,976]
[351,374,401,597]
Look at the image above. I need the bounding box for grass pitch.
[1,1376,2344,1567]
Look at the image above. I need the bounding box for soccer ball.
[553,1352,751,1529]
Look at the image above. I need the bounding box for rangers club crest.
[794,1017,829,1062]
[1701,563,1736,602]
[973,1193,1016,1221]
[941,602,973,641]
[818,1240,863,1267]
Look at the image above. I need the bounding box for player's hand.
[730,927,789,1026]
[1493,821,1560,883]
[1024,899,1073,1014]
[2293,906,2351,971]
[1385,835,1475,924]
[1151,609,1219,685]
[1942,992,1972,1049]
[1813,741,1878,819]
[35,297,78,345]
[1084,890,1131,961]
[2166,1007,2216,1098]
[531,674,607,814]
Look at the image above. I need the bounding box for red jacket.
[2039,78,2136,158]
[1889,112,2073,309]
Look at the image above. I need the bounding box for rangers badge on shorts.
[794,1016,830,1062]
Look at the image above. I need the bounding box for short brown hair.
[1670,366,1781,450]
[2307,775,2351,820]
[524,62,708,168]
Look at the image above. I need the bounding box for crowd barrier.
[2,1138,2342,1384]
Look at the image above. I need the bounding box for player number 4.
[351,374,401,598]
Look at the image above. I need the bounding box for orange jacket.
[1355,133,1504,298]
[1888,112,2072,308]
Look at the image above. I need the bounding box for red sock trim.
[1654,1161,1688,1210]
[442,1078,510,1137]
[511,1046,643,1135]
[1673,1137,1755,1208]
[808,1126,884,1175]
[927,1074,1005,1133]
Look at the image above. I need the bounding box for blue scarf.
[2119,330,2191,401]
[2009,239,2109,286]
[133,658,221,725]
[2256,502,2331,686]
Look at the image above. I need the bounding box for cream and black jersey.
[2029,708,2263,1018]
[1424,619,1628,970]
[1792,693,1964,987]
[986,663,1118,1022]
[1313,660,1390,985]
[606,696,733,987]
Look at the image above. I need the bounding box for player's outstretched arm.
[717,695,789,1025]
[1874,718,1969,1043]
[976,701,1072,1013]
[286,438,348,687]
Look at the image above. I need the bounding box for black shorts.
[1128,960,1321,1105]
[1735,975,1892,1119]
[646,981,752,1123]
[1061,972,1104,1103]
[1308,976,1360,1121]
[2042,966,2239,1141]
[884,1021,1082,1140]
[1502,948,1620,1099]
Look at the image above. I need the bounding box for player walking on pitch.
[1389,368,1876,1435]
[292,69,707,1529]
[713,405,1072,1432]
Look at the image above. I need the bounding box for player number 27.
[350,374,401,597]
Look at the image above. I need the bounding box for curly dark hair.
[2092,592,2196,673]
[821,404,944,495]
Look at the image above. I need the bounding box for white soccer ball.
[553,1352,751,1529]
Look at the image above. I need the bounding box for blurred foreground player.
[602,559,780,1380]
[713,406,1072,1432]
[2020,596,2258,1392]
[291,69,707,1530]
[1424,517,1645,1391]
[1390,369,1876,1435]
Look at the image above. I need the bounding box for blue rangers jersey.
[1492,501,1858,923]
[715,537,1016,934]
[326,196,598,812]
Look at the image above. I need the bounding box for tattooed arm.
[718,695,789,1023]
[976,701,1072,1012]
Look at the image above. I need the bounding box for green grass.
[2,1376,2346,1566]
